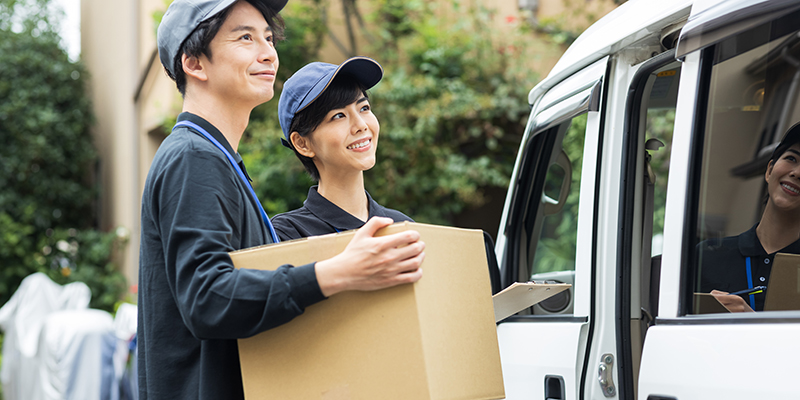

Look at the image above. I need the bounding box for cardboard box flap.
[492,282,571,322]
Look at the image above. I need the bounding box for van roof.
[529,0,694,105]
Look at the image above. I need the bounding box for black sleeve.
[152,149,325,340]
[483,231,502,295]
[271,213,303,241]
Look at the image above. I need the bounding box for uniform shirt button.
[764,258,770,264]
[760,276,766,282]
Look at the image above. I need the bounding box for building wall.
[82,0,619,289]
[82,0,141,286]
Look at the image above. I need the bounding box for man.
[138,1,425,398]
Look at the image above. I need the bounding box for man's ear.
[182,54,208,82]
[291,132,315,158]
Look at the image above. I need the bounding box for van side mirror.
[542,149,572,216]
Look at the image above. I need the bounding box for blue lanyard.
[172,120,279,244]
[745,257,756,310]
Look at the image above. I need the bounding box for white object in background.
[35,309,118,400]
[0,272,91,400]
[112,303,138,396]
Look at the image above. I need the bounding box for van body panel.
[657,52,701,320]
[497,322,585,399]
[676,0,800,58]
[638,322,800,399]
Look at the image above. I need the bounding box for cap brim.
[296,57,384,114]
[771,121,800,160]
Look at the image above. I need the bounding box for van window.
[637,62,680,326]
[502,57,606,319]
[529,115,586,280]
[690,24,800,314]
[513,112,591,316]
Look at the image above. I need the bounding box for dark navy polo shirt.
[698,223,800,311]
[138,112,325,400]
[271,186,413,240]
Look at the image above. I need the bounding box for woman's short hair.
[287,76,367,181]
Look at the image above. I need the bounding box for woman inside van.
[270,57,414,240]
[699,121,800,312]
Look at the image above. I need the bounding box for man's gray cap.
[157,0,288,77]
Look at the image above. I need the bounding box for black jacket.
[271,186,413,240]
[138,113,326,399]
[698,223,800,311]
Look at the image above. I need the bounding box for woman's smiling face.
[304,95,380,179]
[766,143,800,211]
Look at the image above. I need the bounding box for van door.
[496,56,608,400]
[637,2,800,399]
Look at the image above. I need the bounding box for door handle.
[545,375,565,400]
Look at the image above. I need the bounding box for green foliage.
[526,0,617,47]
[364,1,533,223]
[0,0,59,34]
[0,0,126,312]
[274,1,327,81]
[34,228,129,312]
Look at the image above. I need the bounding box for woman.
[271,57,412,240]
[699,121,800,312]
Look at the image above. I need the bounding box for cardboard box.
[231,222,505,400]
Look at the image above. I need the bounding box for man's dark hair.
[288,75,367,181]
[166,0,285,96]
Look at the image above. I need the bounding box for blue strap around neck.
[172,120,279,244]
[745,257,756,310]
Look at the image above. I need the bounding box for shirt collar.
[738,224,764,257]
[177,112,252,181]
[304,186,390,231]
[738,223,800,256]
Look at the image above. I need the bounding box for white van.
[493,0,800,399]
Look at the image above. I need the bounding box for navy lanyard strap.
[745,257,756,310]
[172,120,279,244]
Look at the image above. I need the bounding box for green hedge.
[0,2,126,312]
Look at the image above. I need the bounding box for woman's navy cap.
[157,0,288,78]
[278,57,383,147]
[771,121,800,161]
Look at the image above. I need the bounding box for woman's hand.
[711,290,755,313]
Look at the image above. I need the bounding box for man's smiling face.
[201,0,279,109]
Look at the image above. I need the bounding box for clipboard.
[693,293,731,314]
[492,282,572,322]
